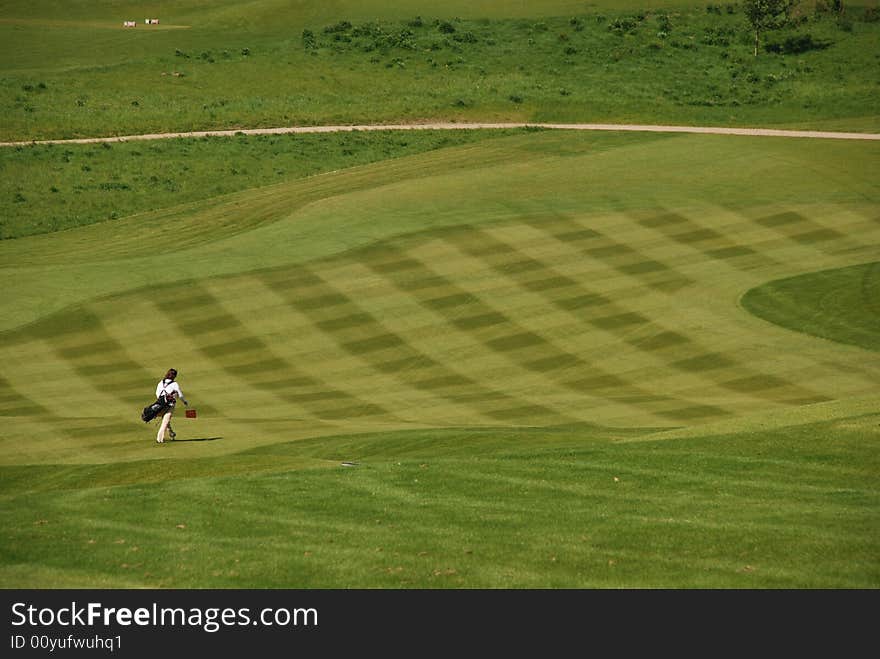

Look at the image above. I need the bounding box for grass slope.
[0,128,517,239]
[1,129,878,587]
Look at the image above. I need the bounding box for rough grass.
[1,2,879,140]
[0,129,516,239]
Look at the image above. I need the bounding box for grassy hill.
[1,0,879,140]
[0,1,878,588]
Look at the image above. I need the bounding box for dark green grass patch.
[1,418,877,588]
[742,262,880,352]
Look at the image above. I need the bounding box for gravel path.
[2,122,879,147]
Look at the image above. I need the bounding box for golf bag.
[141,394,172,423]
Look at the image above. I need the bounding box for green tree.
[743,0,795,55]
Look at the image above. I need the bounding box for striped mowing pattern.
[1,203,874,460]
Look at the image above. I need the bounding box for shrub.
[765,33,831,54]
[608,17,639,35]
[657,13,672,34]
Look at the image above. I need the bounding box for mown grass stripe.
[0,375,50,417]
[364,235,720,421]
[256,265,562,423]
[636,209,780,270]
[518,214,833,407]
[155,281,390,420]
[37,309,153,406]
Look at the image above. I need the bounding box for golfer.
[155,368,189,443]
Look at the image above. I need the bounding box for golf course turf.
[0,1,878,589]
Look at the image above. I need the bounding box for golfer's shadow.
[173,436,222,442]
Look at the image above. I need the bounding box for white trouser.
[157,409,174,442]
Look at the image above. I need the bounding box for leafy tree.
[743,0,795,55]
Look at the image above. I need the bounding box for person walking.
[155,368,189,443]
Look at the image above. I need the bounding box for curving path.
[1,122,879,147]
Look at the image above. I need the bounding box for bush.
[656,13,672,34]
[765,33,831,54]
[608,17,639,35]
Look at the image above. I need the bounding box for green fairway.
[1,128,878,587]
[1,1,879,589]
[2,419,877,588]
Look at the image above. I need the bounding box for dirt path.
[2,122,879,147]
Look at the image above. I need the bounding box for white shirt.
[156,379,187,406]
